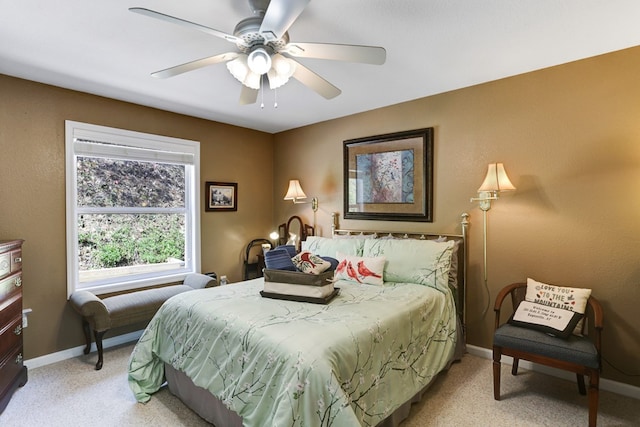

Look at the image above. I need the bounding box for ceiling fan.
[130,0,386,105]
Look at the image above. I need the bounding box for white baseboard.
[22,336,640,401]
[467,344,640,400]
[24,330,144,370]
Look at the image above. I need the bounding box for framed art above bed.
[343,128,434,222]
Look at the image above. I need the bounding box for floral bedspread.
[128,278,457,427]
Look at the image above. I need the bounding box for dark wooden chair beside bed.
[128,214,469,427]
[493,281,603,427]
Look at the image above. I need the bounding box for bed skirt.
[166,361,458,427]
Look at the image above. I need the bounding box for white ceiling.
[2,0,640,134]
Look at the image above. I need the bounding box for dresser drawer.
[0,315,22,359]
[0,294,21,328]
[0,345,24,398]
[0,272,22,302]
[0,252,9,280]
[10,248,22,274]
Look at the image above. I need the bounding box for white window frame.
[65,120,201,297]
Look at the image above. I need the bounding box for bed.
[128,213,469,427]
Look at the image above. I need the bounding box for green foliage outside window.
[78,214,185,270]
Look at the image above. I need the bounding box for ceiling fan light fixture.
[267,54,296,89]
[272,53,295,76]
[226,54,250,83]
[227,54,262,90]
[243,70,261,89]
[267,68,288,89]
[247,48,272,75]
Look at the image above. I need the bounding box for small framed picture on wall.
[205,181,237,212]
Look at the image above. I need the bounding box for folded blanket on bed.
[263,281,335,298]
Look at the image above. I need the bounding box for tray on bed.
[259,288,340,304]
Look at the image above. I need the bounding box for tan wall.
[273,46,640,388]
[3,44,639,389]
[0,75,274,359]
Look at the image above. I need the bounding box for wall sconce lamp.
[470,162,516,316]
[283,179,318,212]
[470,163,516,211]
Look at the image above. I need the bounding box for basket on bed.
[261,269,336,303]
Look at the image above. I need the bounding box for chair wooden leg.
[588,373,599,427]
[511,358,519,375]
[577,373,587,395]
[492,347,502,400]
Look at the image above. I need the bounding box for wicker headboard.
[329,212,469,335]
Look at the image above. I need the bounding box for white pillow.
[525,277,592,335]
[301,236,365,258]
[334,253,385,286]
[362,239,454,290]
[525,278,591,314]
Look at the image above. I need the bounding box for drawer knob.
[16,353,23,364]
[15,277,22,287]
[13,257,22,263]
[14,325,22,335]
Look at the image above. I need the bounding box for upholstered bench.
[69,273,215,370]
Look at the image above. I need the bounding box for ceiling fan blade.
[282,42,386,65]
[239,85,259,105]
[259,0,310,41]
[151,52,239,78]
[129,7,240,44]
[290,59,341,99]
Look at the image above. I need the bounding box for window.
[65,121,200,297]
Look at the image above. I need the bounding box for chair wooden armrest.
[493,282,526,329]
[587,296,604,330]
[585,295,604,368]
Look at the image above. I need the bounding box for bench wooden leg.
[81,318,106,370]
[81,318,92,355]
[93,330,107,370]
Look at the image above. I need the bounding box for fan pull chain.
[260,75,265,109]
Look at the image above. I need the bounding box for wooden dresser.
[0,240,27,413]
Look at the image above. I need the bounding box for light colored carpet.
[2,343,638,426]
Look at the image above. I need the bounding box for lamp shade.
[227,54,249,83]
[284,179,307,201]
[477,163,516,192]
[227,54,261,90]
[267,54,296,89]
[243,71,261,90]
